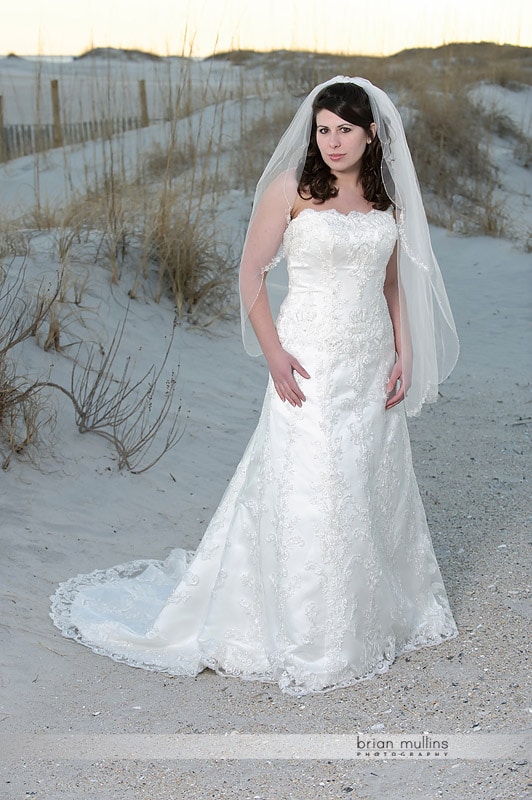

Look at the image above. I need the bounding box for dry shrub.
[401,86,525,237]
[0,262,60,465]
[56,179,139,285]
[0,222,30,261]
[43,300,63,351]
[406,88,492,200]
[57,171,235,322]
[482,56,532,90]
[0,358,55,468]
[140,140,198,181]
[146,197,235,322]
[479,104,532,170]
[24,202,63,232]
[46,310,184,473]
[513,135,532,169]
[54,256,90,305]
[233,104,298,192]
[468,187,508,238]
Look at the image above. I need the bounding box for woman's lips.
[328,154,345,161]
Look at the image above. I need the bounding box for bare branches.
[0,355,56,469]
[0,258,61,465]
[0,261,184,472]
[66,309,184,473]
[0,258,61,357]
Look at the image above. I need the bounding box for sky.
[1,0,531,57]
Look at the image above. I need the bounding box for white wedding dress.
[50,207,457,696]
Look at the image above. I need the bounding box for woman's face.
[315,109,375,175]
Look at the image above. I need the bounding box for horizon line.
[2,39,530,61]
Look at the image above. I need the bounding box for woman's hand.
[267,347,310,407]
[385,357,409,410]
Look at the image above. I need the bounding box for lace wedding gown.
[50,207,457,696]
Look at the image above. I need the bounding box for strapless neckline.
[289,207,392,226]
[287,208,395,228]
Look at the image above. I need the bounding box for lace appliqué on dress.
[50,209,457,696]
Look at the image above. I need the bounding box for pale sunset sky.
[1,0,530,57]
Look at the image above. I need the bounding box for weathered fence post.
[51,79,63,147]
[0,96,6,161]
[139,79,149,127]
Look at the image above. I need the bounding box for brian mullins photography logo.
[355,735,449,758]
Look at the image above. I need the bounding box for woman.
[51,77,459,696]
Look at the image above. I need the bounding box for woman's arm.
[239,176,310,407]
[383,244,407,409]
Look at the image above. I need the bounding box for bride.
[50,77,460,696]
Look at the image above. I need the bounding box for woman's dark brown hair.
[297,82,391,211]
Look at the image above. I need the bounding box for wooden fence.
[0,79,150,162]
[0,117,144,161]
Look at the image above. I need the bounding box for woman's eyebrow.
[318,124,353,130]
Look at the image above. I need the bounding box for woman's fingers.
[274,370,308,406]
[385,384,405,409]
[292,358,311,380]
[275,376,306,406]
[287,358,310,404]
[385,358,406,409]
[386,361,401,392]
[268,348,310,407]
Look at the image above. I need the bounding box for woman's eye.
[318,128,328,134]
[340,127,352,133]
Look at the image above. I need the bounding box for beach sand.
[0,229,530,799]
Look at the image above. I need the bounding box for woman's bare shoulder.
[259,169,299,204]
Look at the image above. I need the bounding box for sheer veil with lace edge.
[238,75,459,417]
